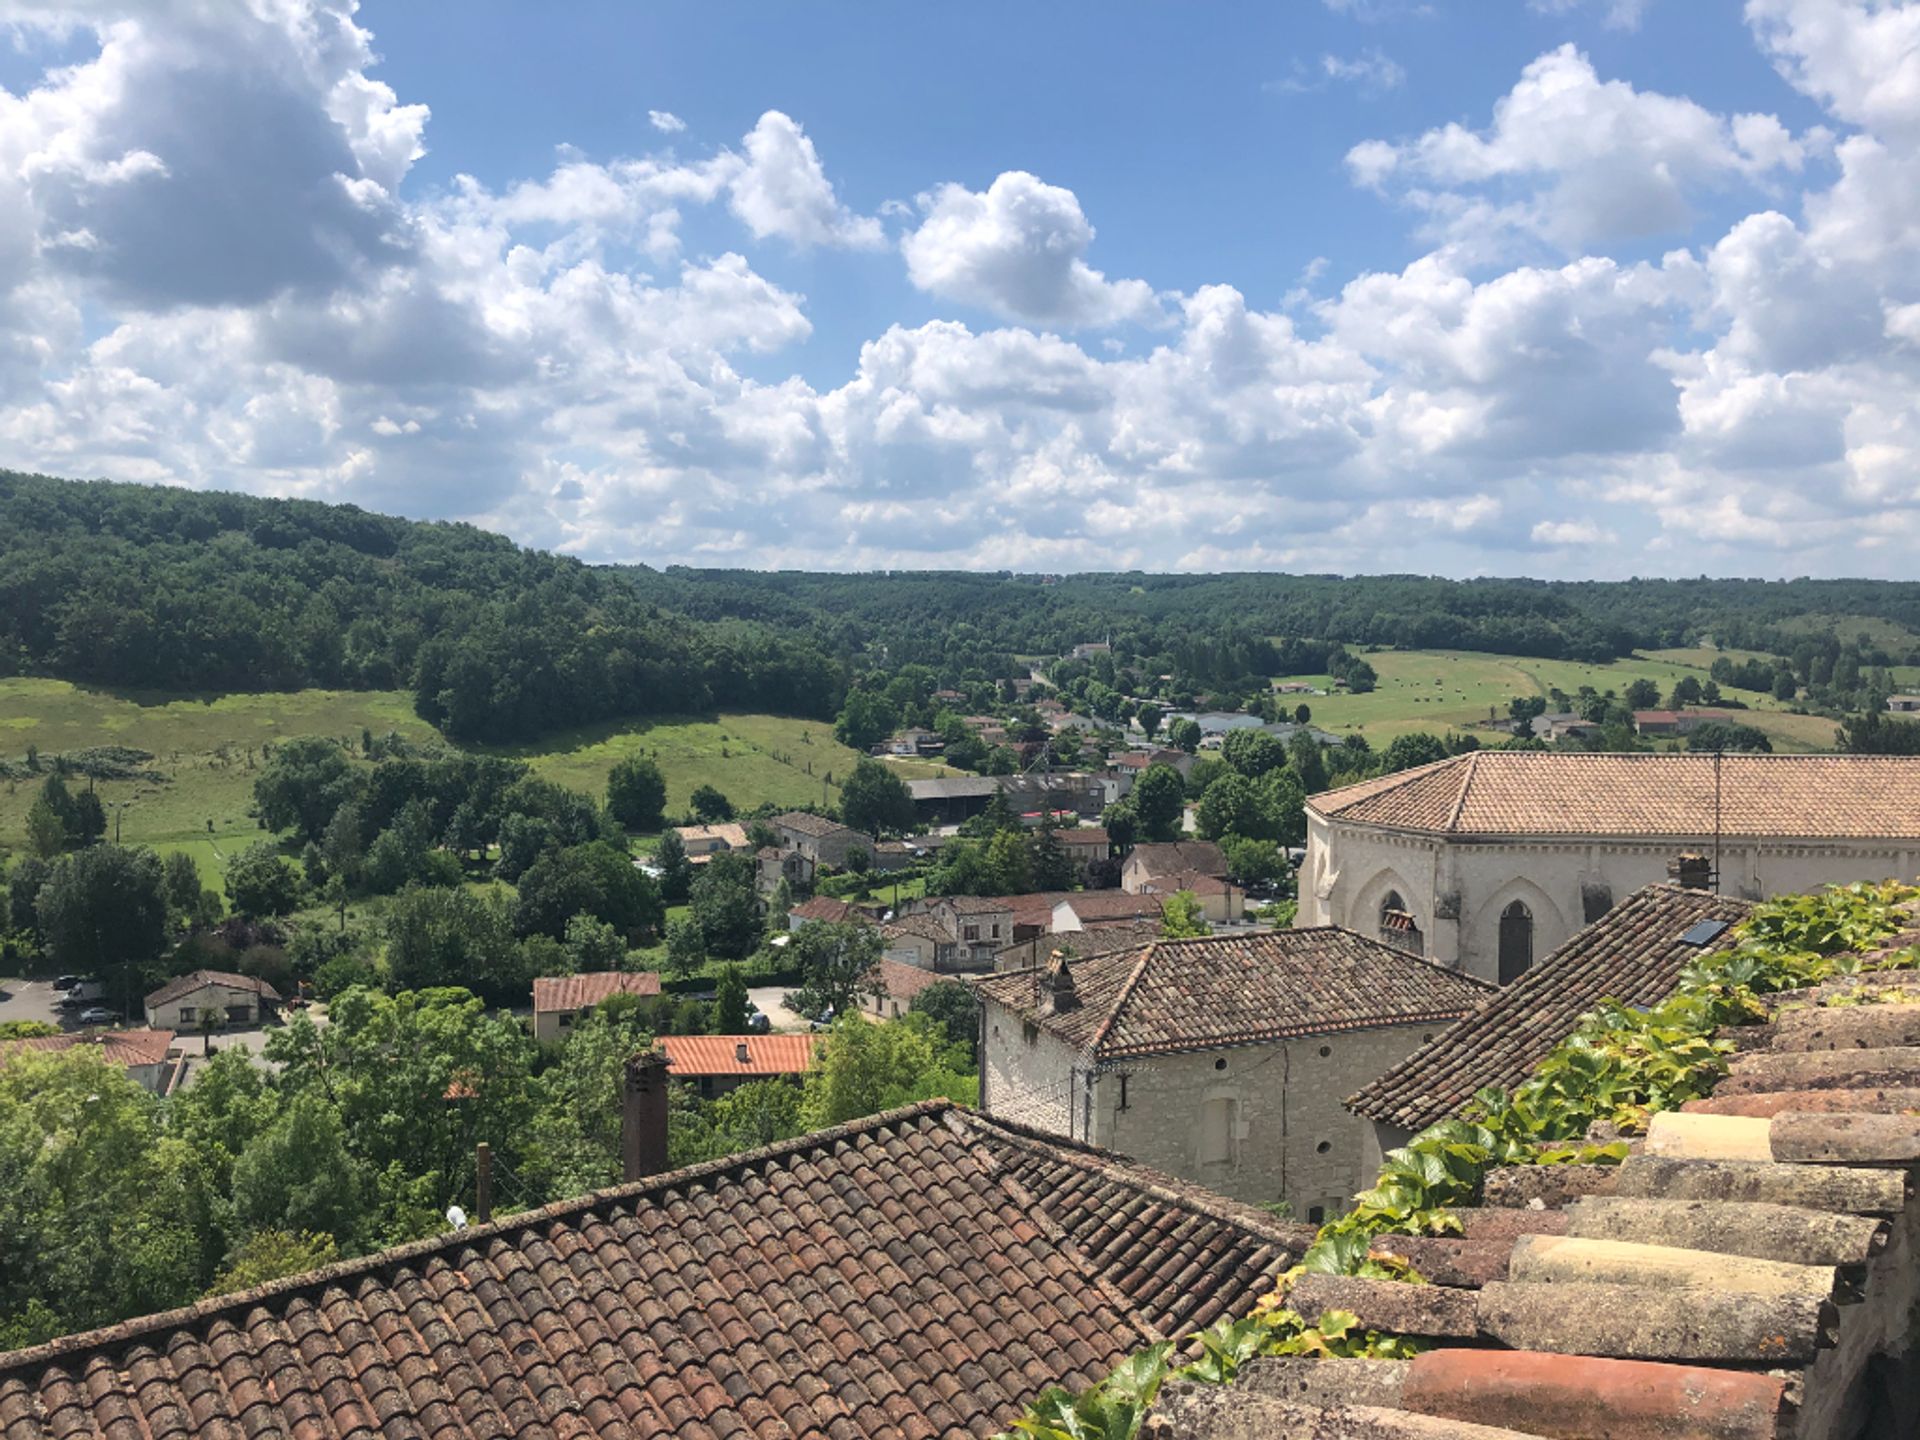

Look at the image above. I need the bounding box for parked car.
[747,1012,772,1034]
[53,975,84,991]
[77,1007,118,1026]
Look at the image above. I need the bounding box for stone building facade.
[1300,752,1920,986]
[973,930,1487,1215]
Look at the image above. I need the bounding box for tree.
[7,855,51,938]
[801,1013,975,1128]
[1029,821,1074,892]
[1687,722,1773,753]
[909,981,980,1063]
[1259,768,1308,847]
[513,842,663,941]
[565,913,628,970]
[1220,836,1285,887]
[495,811,556,882]
[663,916,706,980]
[161,850,203,918]
[1381,732,1449,774]
[321,801,366,888]
[71,789,106,846]
[225,841,305,918]
[1130,763,1187,842]
[384,885,530,1002]
[1624,678,1661,709]
[1160,890,1211,938]
[1286,731,1329,793]
[1136,704,1163,740]
[253,738,360,844]
[1839,710,1920,754]
[1667,675,1704,709]
[363,799,439,895]
[25,797,67,859]
[833,690,899,752]
[230,1093,373,1246]
[1194,771,1277,843]
[838,758,915,838]
[1772,670,1798,701]
[38,845,169,999]
[688,851,762,960]
[714,964,751,1032]
[1221,729,1286,778]
[689,784,734,823]
[655,829,693,904]
[606,755,667,831]
[1166,717,1203,753]
[1103,801,1139,855]
[786,920,885,1020]
[984,828,1033,894]
[1293,703,1312,726]
[205,1231,339,1298]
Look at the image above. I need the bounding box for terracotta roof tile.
[659,1035,819,1076]
[773,812,861,840]
[0,1102,1300,1440]
[1308,751,1920,838]
[143,970,282,1010]
[530,971,662,1013]
[0,1029,177,1069]
[974,929,1491,1060]
[1348,884,1754,1131]
[1125,842,1228,880]
[789,897,863,924]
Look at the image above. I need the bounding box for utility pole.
[475,1142,493,1224]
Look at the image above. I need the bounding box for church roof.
[1307,751,1920,839]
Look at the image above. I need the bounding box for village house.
[1113,747,1195,781]
[1131,868,1245,925]
[1528,710,1602,742]
[1122,839,1230,892]
[1056,825,1111,876]
[1051,889,1166,932]
[1299,751,1920,985]
[1632,708,1734,737]
[670,821,750,864]
[921,894,1016,966]
[1,1028,181,1094]
[992,918,1165,973]
[1346,881,1753,1172]
[863,957,948,1019]
[881,912,956,970]
[0,1088,1312,1440]
[786,894,865,929]
[1887,694,1920,712]
[770,811,875,868]
[880,727,943,756]
[1068,641,1111,661]
[659,1033,819,1098]
[754,843,815,895]
[974,929,1490,1215]
[529,970,662,1044]
[143,970,281,1031]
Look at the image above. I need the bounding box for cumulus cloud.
[0,0,1918,576]
[901,171,1162,328]
[648,110,686,134]
[1348,44,1817,255]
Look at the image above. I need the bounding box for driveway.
[0,977,69,1031]
[746,986,813,1033]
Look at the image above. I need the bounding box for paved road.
[746,986,814,1033]
[0,977,70,1030]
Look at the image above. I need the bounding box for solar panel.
[1680,918,1730,946]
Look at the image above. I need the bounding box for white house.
[144,970,282,1031]
[1299,752,1920,986]
[1,1028,181,1094]
[531,971,663,1044]
[973,929,1489,1217]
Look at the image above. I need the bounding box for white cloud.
[0,0,1917,578]
[1529,0,1654,31]
[901,171,1162,328]
[1348,45,1815,254]
[648,110,686,134]
[725,110,883,250]
[1270,49,1406,97]
[1531,518,1617,545]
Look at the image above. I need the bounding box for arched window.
[1498,900,1534,984]
[1378,890,1423,955]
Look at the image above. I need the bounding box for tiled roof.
[1058,891,1166,923]
[143,969,282,1009]
[530,970,663,1013]
[877,958,946,1005]
[1125,841,1228,880]
[1137,869,1231,898]
[1306,751,1920,838]
[0,1029,176,1069]
[772,811,854,838]
[939,894,1016,915]
[659,1034,819,1076]
[883,914,952,945]
[973,928,1491,1060]
[0,1102,1308,1440]
[949,1111,1316,1336]
[1057,827,1111,847]
[1153,904,1920,1440]
[672,822,749,849]
[1348,884,1754,1131]
[789,896,863,924]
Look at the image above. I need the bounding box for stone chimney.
[621,1046,671,1182]
[1042,950,1078,1016]
[1667,853,1713,891]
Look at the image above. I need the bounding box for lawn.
[1272,648,1838,752]
[0,681,947,888]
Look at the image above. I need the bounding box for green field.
[1275,649,1840,752]
[0,681,952,891]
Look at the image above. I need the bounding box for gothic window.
[1498,900,1534,984]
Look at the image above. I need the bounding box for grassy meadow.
[1273,648,1841,752]
[0,679,954,893]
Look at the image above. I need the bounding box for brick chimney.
[621,1046,671,1182]
[1667,853,1713,891]
[1042,950,1078,1016]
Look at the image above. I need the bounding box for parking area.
[746,986,814,1033]
[0,977,69,1031]
[0,977,320,1080]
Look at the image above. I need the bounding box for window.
[1316,1140,1331,1154]
[559,1013,573,1028]
[179,1007,196,1023]
[1308,1205,1326,1225]
[1378,891,1423,955]
[1198,1098,1236,1165]
[1498,900,1534,984]
[990,923,1000,939]
[1117,1074,1129,1112]
[963,924,980,942]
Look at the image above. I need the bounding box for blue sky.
[0,1,1916,578]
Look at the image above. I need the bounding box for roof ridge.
[1445,750,1480,834]
[1083,942,1161,1058]
[1307,752,1470,815]
[0,1096,962,1375]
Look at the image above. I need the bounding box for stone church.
[1298,751,1920,985]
